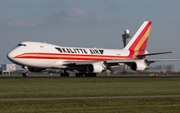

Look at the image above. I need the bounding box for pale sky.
[1,0,180,70]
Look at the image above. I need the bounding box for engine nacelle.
[87,63,104,73]
[130,61,148,71]
[28,67,46,72]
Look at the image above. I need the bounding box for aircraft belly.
[23,59,61,68]
[62,65,87,71]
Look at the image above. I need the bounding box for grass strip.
[0,98,180,113]
[0,78,180,98]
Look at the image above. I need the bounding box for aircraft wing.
[63,51,178,66]
[63,61,99,66]
[58,58,180,72]
[64,58,180,66]
[106,59,180,64]
[64,60,141,66]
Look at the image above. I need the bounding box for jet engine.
[130,60,148,71]
[87,63,104,73]
[28,67,46,72]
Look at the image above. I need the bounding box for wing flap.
[63,61,102,66]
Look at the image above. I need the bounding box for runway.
[1,95,180,102]
[0,75,180,79]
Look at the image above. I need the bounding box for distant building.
[1,64,16,75]
[1,64,16,71]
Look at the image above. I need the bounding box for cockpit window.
[17,44,26,46]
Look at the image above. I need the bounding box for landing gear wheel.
[60,73,69,77]
[60,70,69,77]
[22,66,28,77]
[22,73,28,77]
[75,73,83,77]
[93,73,97,77]
[85,73,96,77]
[85,73,88,77]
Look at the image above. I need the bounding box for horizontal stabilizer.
[146,59,180,62]
[136,51,174,57]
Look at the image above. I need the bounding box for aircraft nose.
[7,51,14,61]
[7,48,25,65]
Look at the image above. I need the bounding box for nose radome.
[7,52,13,60]
[7,51,15,62]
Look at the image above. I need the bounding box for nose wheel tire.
[22,73,28,77]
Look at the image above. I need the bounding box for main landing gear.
[75,73,97,77]
[60,70,69,77]
[85,73,97,77]
[60,70,97,77]
[76,73,97,77]
[75,73,84,77]
[60,73,69,77]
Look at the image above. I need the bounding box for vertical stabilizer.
[124,21,152,51]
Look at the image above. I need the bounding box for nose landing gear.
[23,72,28,77]
[22,66,28,77]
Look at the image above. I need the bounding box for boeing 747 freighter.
[7,21,180,77]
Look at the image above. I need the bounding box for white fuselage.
[7,21,155,75]
[7,41,138,69]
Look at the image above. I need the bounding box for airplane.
[7,21,180,77]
